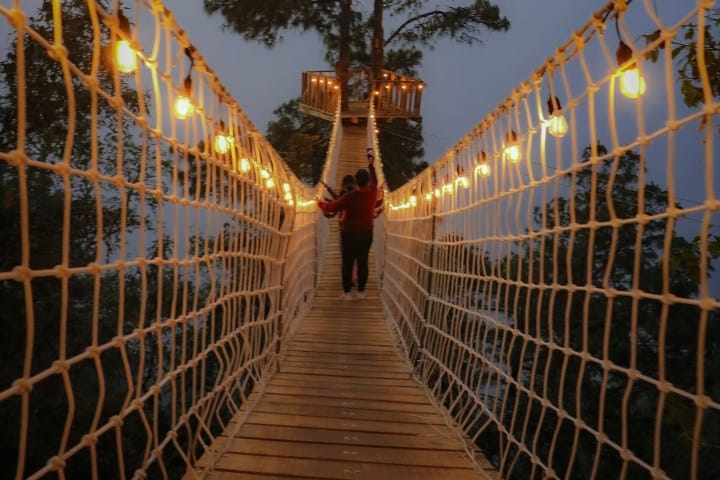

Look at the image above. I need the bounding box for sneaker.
[341,292,354,301]
[355,291,365,299]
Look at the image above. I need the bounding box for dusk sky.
[169,0,602,163]
[168,1,716,228]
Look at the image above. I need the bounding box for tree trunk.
[370,0,384,93]
[338,0,351,112]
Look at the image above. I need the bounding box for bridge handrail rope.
[367,99,388,285]
[0,0,321,478]
[314,96,343,284]
[382,0,719,479]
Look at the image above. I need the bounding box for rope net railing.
[0,1,336,478]
[382,1,719,479]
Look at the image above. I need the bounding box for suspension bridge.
[1,1,719,479]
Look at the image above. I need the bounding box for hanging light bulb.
[616,41,646,99]
[409,193,417,206]
[475,151,491,177]
[174,76,193,119]
[265,178,275,189]
[546,96,569,138]
[114,11,137,73]
[239,157,251,173]
[503,130,521,163]
[455,165,469,188]
[213,120,232,154]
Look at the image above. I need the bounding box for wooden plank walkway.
[189,126,497,479]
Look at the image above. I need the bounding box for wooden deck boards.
[187,126,497,479]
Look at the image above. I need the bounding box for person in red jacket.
[318,158,378,300]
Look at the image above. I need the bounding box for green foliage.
[377,118,426,190]
[643,8,720,108]
[265,99,331,185]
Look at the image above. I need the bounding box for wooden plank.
[244,411,441,436]
[278,365,412,380]
[246,400,446,425]
[226,423,462,450]
[214,437,473,468]
[211,453,482,480]
[263,384,428,403]
[246,392,439,415]
[272,371,414,387]
[268,376,421,394]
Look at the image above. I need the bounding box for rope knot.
[12,378,33,395]
[5,149,28,167]
[12,265,32,283]
[110,415,124,428]
[82,434,98,447]
[52,360,70,373]
[612,0,628,14]
[47,44,69,63]
[6,8,26,30]
[48,455,66,471]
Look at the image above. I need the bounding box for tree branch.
[385,10,445,46]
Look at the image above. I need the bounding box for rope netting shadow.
[379,1,719,479]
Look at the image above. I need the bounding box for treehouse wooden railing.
[300,68,424,120]
[2,1,719,480]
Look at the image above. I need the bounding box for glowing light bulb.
[547,115,568,138]
[504,144,520,163]
[174,95,192,119]
[260,169,270,179]
[424,192,433,201]
[115,39,137,73]
[434,188,441,198]
[456,176,469,188]
[284,192,293,202]
[239,158,251,173]
[265,178,275,189]
[114,12,136,73]
[214,134,232,154]
[503,130,521,163]
[476,163,491,177]
[616,41,647,99]
[409,195,417,206]
[283,183,291,193]
[619,68,646,99]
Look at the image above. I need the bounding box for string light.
[213,120,232,154]
[475,151,491,177]
[239,157,251,173]
[265,178,275,189]
[455,165,469,188]
[503,130,521,163]
[616,41,646,99]
[114,11,137,73]
[174,75,193,119]
[546,96,569,138]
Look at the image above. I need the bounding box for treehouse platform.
[300,70,424,121]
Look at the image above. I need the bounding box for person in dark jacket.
[318,159,378,300]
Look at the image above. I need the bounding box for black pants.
[340,230,373,293]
